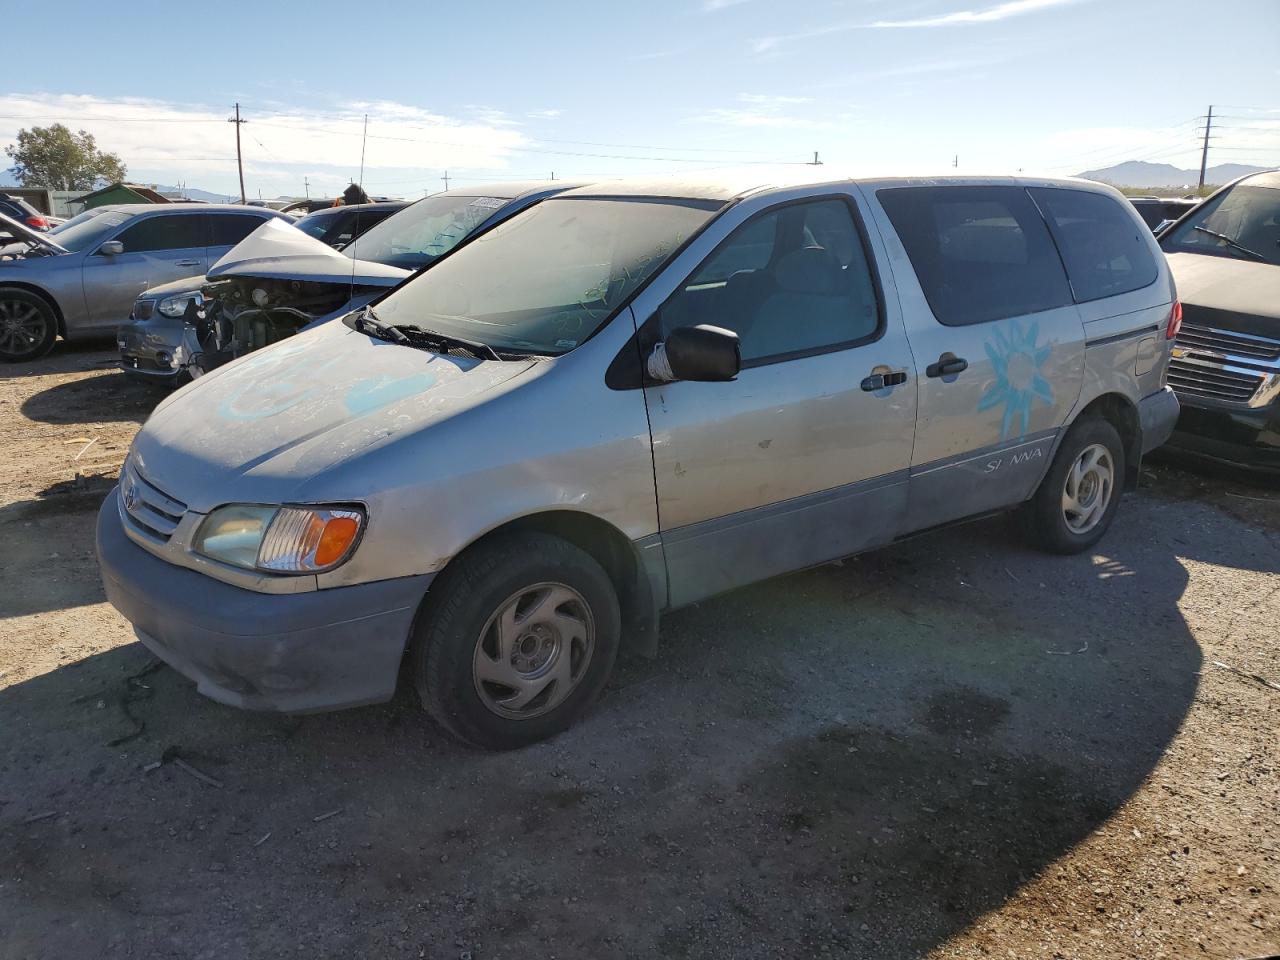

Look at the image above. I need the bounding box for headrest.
[775,245,841,295]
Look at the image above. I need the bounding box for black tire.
[410,532,621,750]
[1020,416,1126,554]
[0,288,57,362]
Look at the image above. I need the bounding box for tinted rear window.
[1030,188,1158,301]
[209,213,269,247]
[877,186,1072,326]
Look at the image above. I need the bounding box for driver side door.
[83,213,209,330]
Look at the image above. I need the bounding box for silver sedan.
[0,203,288,362]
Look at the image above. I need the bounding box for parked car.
[0,203,290,362]
[0,192,51,231]
[293,201,408,249]
[1127,196,1200,233]
[117,183,578,382]
[97,172,1179,748]
[279,198,336,216]
[1159,169,1280,472]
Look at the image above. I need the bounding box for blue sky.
[3,0,1277,198]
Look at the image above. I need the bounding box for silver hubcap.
[1062,443,1114,535]
[472,582,595,720]
[0,299,46,356]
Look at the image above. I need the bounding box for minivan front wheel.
[1020,416,1125,554]
[410,532,621,749]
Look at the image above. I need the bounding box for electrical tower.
[1197,105,1214,190]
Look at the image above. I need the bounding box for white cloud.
[752,0,1080,52]
[0,92,528,196]
[526,108,563,120]
[687,93,814,128]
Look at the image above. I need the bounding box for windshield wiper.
[1192,225,1266,261]
[352,306,411,344]
[397,325,504,362]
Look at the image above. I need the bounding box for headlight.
[193,504,364,574]
[157,291,204,319]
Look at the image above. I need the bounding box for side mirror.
[98,240,124,256]
[648,324,740,383]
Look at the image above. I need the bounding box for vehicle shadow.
[19,364,162,425]
[0,490,1237,958]
[0,338,120,381]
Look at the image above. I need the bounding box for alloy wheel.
[1061,442,1115,535]
[472,582,595,720]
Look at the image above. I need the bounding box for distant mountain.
[1077,160,1272,188]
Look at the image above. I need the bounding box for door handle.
[860,370,908,392]
[174,259,201,267]
[926,355,968,378]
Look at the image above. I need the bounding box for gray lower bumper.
[96,492,432,713]
[1138,386,1180,454]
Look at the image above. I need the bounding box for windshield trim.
[356,194,734,358]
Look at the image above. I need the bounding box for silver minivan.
[97,173,1180,748]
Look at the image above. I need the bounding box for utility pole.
[808,151,823,165]
[442,170,451,190]
[303,176,310,199]
[228,102,247,204]
[1197,105,1214,190]
[953,154,959,168]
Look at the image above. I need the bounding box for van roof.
[554,169,1124,204]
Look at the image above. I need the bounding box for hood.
[130,317,534,512]
[0,210,67,255]
[1165,251,1280,336]
[207,217,409,286]
[138,274,206,299]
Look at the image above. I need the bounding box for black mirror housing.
[651,324,741,383]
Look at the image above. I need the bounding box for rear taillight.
[25,215,48,230]
[1166,300,1182,340]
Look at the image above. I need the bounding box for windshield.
[296,210,341,240]
[1161,184,1280,266]
[49,208,131,252]
[342,194,508,269]
[372,196,720,356]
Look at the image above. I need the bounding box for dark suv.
[0,193,51,231]
[1159,170,1280,472]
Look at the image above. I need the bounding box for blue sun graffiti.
[978,319,1054,440]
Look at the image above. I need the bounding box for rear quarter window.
[877,185,1072,326]
[1029,188,1158,301]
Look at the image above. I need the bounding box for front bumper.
[117,320,187,379]
[1163,398,1280,473]
[1138,386,1180,455]
[96,490,433,713]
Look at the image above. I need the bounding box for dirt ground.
[1,344,1278,960]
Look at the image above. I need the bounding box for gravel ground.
[1,345,1278,960]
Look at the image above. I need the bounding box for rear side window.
[209,213,269,247]
[877,186,1072,326]
[1030,188,1158,301]
[114,214,206,253]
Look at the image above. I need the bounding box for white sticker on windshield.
[468,197,505,209]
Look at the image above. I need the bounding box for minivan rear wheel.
[410,532,621,750]
[1020,416,1125,554]
[0,288,57,362]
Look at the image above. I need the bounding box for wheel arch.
[1066,392,1142,489]
[425,509,661,658]
[0,282,65,337]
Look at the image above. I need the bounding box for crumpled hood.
[1166,252,1280,334]
[131,319,534,512]
[207,217,410,286]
